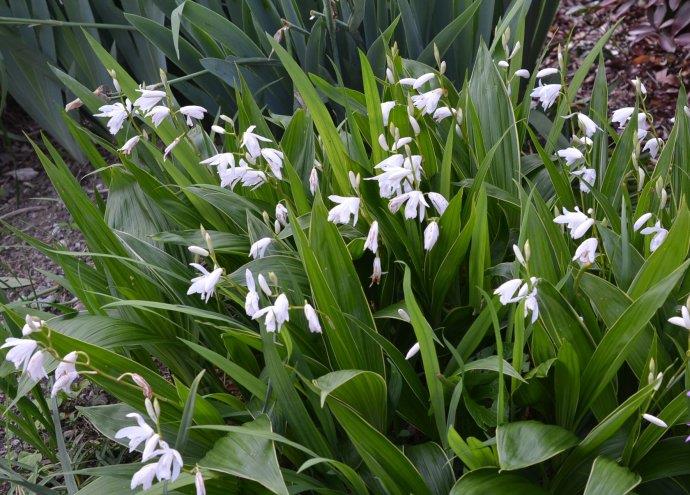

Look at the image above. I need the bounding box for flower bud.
[211,125,226,134]
[188,245,210,257]
[397,309,411,322]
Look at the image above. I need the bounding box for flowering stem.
[0,16,136,30]
[148,70,210,90]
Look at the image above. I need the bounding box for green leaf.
[583,456,641,495]
[450,468,548,495]
[497,421,578,471]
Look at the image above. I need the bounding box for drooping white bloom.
[391,137,413,151]
[249,238,272,259]
[195,471,206,495]
[573,237,598,265]
[631,78,647,95]
[1,338,38,371]
[188,245,209,257]
[642,413,668,428]
[51,351,79,397]
[163,136,181,160]
[253,293,290,332]
[427,192,449,215]
[405,342,420,360]
[513,244,526,266]
[241,125,272,158]
[179,105,207,126]
[134,89,166,111]
[411,88,444,115]
[565,113,600,137]
[146,105,171,127]
[424,221,439,251]
[381,101,395,125]
[514,69,530,78]
[399,77,416,86]
[257,274,272,297]
[187,264,223,303]
[369,165,414,199]
[493,279,524,305]
[309,167,319,195]
[244,270,260,317]
[412,72,436,89]
[142,433,162,461]
[119,135,140,155]
[633,212,653,232]
[152,441,183,482]
[218,164,266,190]
[130,463,159,491]
[261,148,284,179]
[327,196,360,226]
[557,147,584,166]
[571,167,596,193]
[643,138,663,159]
[201,152,236,169]
[22,315,44,336]
[668,305,690,330]
[349,171,360,191]
[304,303,322,333]
[95,102,131,135]
[364,221,379,253]
[26,350,47,381]
[530,83,561,111]
[640,221,668,252]
[211,124,226,134]
[497,60,509,69]
[388,191,428,222]
[409,115,421,135]
[611,107,635,129]
[524,289,539,323]
[432,106,453,122]
[371,256,382,285]
[275,203,288,228]
[115,412,155,452]
[553,207,595,239]
[536,67,559,79]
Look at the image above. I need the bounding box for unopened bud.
[65,98,83,112]
[439,60,446,74]
[397,309,411,322]
[262,211,271,223]
[211,125,226,135]
[188,245,209,257]
[269,272,279,286]
[145,397,159,423]
[219,114,233,125]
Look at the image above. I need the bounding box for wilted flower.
[51,351,79,397]
[187,264,223,303]
[553,207,595,239]
[119,135,140,155]
[146,105,171,127]
[412,88,444,115]
[364,221,379,253]
[405,342,420,360]
[1,338,38,371]
[573,237,598,265]
[371,256,382,285]
[327,196,360,226]
[668,304,690,331]
[643,138,663,159]
[642,413,668,428]
[134,89,166,111]
[249,238,272,259]
[241,125,272,158]
[571,168,596,193]
[303,303,322,333]
[179,105,207,126]
[640,221,668,252]
[95,101,131,135]
[557,147,584,166]
[531,83,561,111]
[424,221,439,251]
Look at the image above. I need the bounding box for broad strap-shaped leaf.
[583,456,641,495]
[450,468,548,495]
[496,421,578,471]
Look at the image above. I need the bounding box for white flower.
[146,105,171,127]
[327,196,360,226]
[51,351,79,397]
[514,69,530,78]
[188,245,209,257]
[195,471,206,495]
[26,350,47,381]
[1,338,37,371]
[432,106,453,122]
[412,88,444,115]
[218,164,266,190]
[386,68,395,83]
[668,305,690,330]
[257,274,272,296]
[115,412,155,451]
[134,89,166,111]
[524,289,539,323]
[571,168,596,193]
[201,153,235,169]
[424,221,439,251]
[643,138,663,159]
[631,78,647,95]
[513,244,526,266]
[163,136,181,160]
[642,413,667,428]
[22,315,44,336]
[187,264,223,303]
[244,270,260,317]
[399,77,416,86]
[530,83,561,111]
[391,137,412,151]
[275,203,288,228]
[633,212,653,232]
[261,148,284,179]
[369,163,413,198]
[179,105,206,126]
[409,115,420,135]
[640,221,668,252]
[364,221,379,253]
[309,167,319,195]
[381,101,395,125]
[142,433,162,461]
[253,293,290,332]
[405,342,420,360]
[304,303,322,333]
[94,102,130,135]
[566,113,600,137]
[241,125,272,158]
[130,463,158,491]
[152,441,183,482]
[536,67,559,79]
[249,238,272,259]
[557,147,584,166]
[498,60,509,69]
[119,135,140,155]
[553,207,595,239]
[211,124,226,134]
[388,191,428,222]
[427,192,448,215]
[412,72,436,89]
[573,237,598,265]
[371,256,382,285]
[494,279,524,305]
[611,107,635,129]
